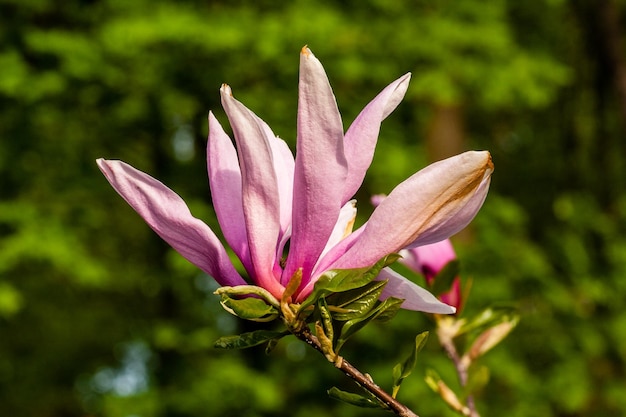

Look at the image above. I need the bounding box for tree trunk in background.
[572,0,626,205]
[426,104,466,162]
[598,0,626,126]
[425,103,473,242]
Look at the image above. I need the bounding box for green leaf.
[335,297,404,352]
[392,331,429,397]
[220,294,278,321]
[299,254,400,314]
[464,363,490,397]
[214,330,288,349]
[327,387,385,409]
[430,260,460,296]
[328,280,388,321]
[373,297,404,323]
[457,306,518,336]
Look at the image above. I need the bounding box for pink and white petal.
[220,86,284,297]
[268,135,295,237]
[283,47,348,285]
[332,151,493,270]
[97,159,246,287]
[207,112,251,271]
[297,225,365,301]
[378,268,456,314]
[342,73,411,202]
[318,200,357,263]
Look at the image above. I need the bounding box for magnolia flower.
[97,47,492,315]
[400,239,463,311]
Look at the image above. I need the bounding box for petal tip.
[301,45,312,57]
[220,84,232,97]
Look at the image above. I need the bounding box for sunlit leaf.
[329,280,387,321]
[457,306,518,336]
[392,331,429,397]
[298,254,400,313]
[335,297,404,352]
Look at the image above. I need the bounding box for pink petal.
[220,85,285,298]
[267,135,295,239]
[332,151,493,270]
[342,73,411,202]
[318,200,357,264]
[207,112,252,272]
[97,159,246,287]
[377,268,456,314]
[283,47,348,286]
[399,239,457,282]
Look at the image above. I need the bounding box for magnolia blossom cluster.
[97,47,492,315]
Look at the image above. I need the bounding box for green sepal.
[335,296,404,352]
[317,296,334,343]
[327,387,386,409]
[430,260,460,296]
[299,254,400,314]
[214,285,280,308]
[392,331,429,397]
[214,330,288,349]
[219,293,278,322]
[328,280,388,321]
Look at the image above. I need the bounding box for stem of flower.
[294,326,420,417]
[439,335,480,417]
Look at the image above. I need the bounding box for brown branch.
[294,326,419,417]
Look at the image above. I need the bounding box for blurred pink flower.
[400,240,463,311]
[97,47,492,315]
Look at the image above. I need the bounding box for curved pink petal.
[97,159,246,287]
[332,151,493,270]
[342,73,411,203]
[220,85,284,298]
[377,268,456,314]
[207,112,251,272]
[283,47,348,285]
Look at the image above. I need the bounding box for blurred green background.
[2,0,626,416]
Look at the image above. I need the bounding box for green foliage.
[327,386,385,409]
[214,330,288,350]
[392,331,429,398]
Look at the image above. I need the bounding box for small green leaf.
[220,294,278,321]
[430,260,460,296]
[373,297,404,323]
[327,387,385,409]
[329,280,387,321]
[392,331,429,397]
[335,297,404,352]
[214,330,288,349]
[299,254,399,314]
[457,306,518,336]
